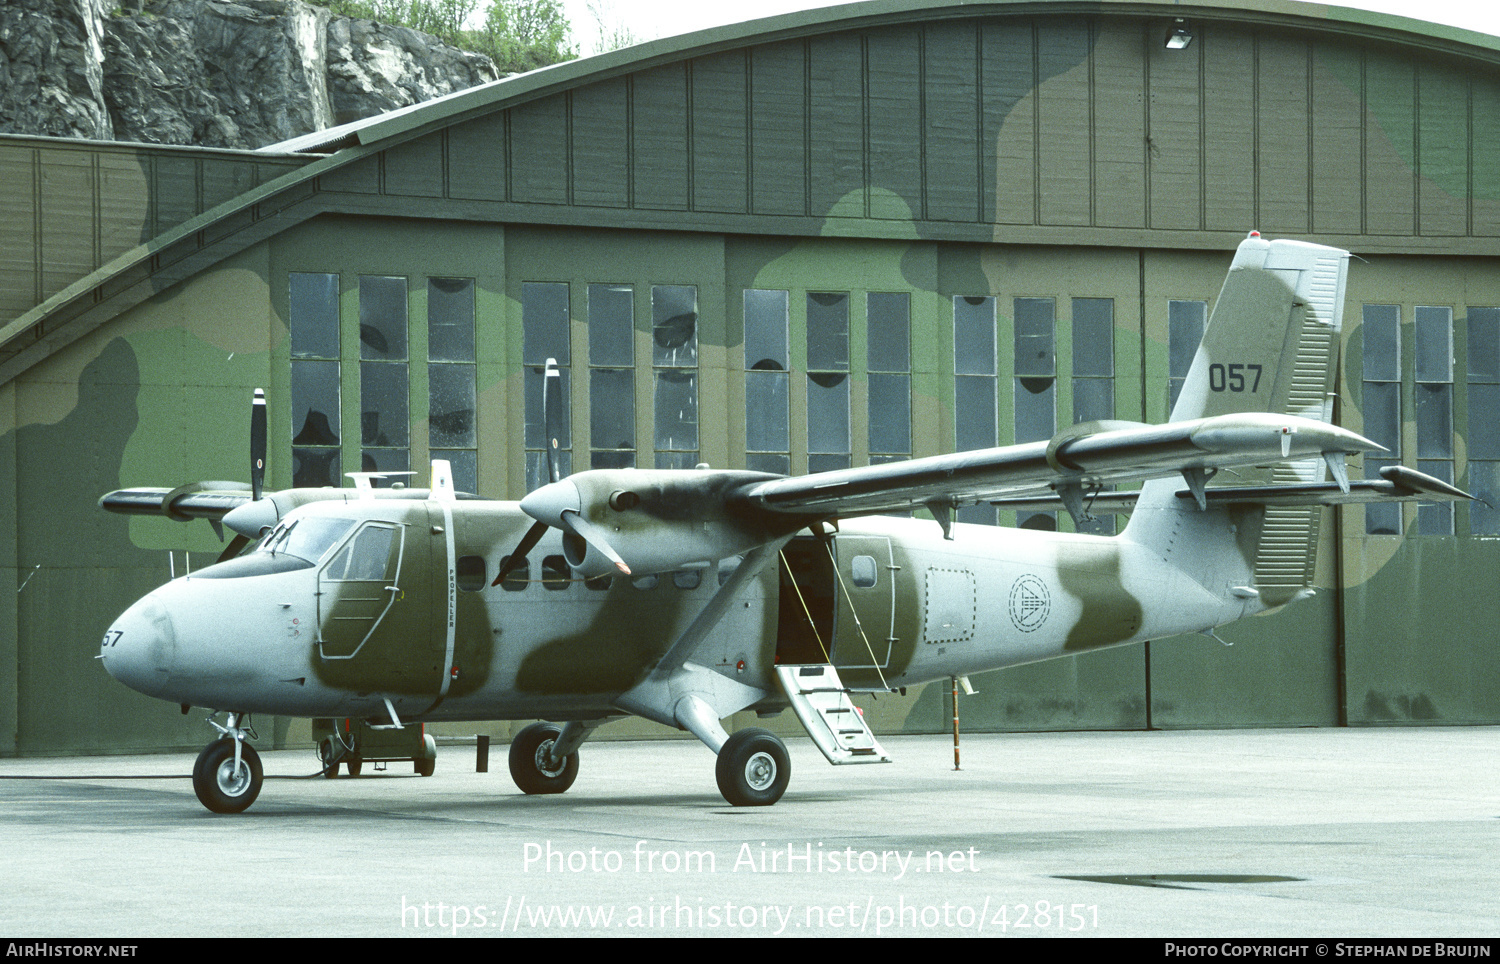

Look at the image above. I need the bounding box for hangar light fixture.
[1165,20,1193,49]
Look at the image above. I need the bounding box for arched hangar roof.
[4,0,1500,384]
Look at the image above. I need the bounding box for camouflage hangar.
[2,0,1499,756]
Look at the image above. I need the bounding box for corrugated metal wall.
[0,138,309,329]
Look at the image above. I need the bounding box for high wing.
[515,234,1472,576]
[733,412,1381,519]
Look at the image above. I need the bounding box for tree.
[478,0,576,73]
[320,0,577,74]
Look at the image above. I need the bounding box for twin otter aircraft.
[99,235,1468,813]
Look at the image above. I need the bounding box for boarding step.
[775,664,893,766]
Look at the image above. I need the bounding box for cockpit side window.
[322,524,399,582]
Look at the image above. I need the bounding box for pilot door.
[775,535,897,686]
[314,514,443,695]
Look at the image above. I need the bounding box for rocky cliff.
[0,0,499,149]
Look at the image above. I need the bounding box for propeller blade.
[492,521,548,586]
[543,359,564,485]
[560,509,631,575]
[216,533,251,565]
[250,388,267,501]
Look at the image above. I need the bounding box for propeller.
[493,360,631,586]
[215,388,269,564]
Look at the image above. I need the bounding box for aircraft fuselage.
[101,497,1258,726]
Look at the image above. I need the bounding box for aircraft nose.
[99,595,177,699]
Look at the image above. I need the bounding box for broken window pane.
[807,371,850,455]
[807,292,849,372]
[652,285,698,368]
[429,363,475,448]
[1014,297,1055,380]
[744,289,789,371]
[954,296,996,376]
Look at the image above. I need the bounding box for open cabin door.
[773,534,894,767]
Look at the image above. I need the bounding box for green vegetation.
[322,0,579,74]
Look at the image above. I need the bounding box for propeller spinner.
[494,360,631,585]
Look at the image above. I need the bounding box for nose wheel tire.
[192,740,263,814]
[509,722,578,795]
[715,728,790,807]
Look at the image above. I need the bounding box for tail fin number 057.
[1209,363,1262,393]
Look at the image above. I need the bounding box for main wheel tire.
[415,757,435,777]
[508,722,578,795]
[715,728,790,807]
[346,756,362,777]
[192,740,263,814]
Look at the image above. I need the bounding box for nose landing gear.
[192,713,263,814]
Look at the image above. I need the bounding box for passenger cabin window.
[851,555,878,589]
[541,555,571,589]
[673,570,702,590]
[499,555,529,591]
[456,555,486,592]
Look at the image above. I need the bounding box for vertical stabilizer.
[1125,236,1351,609]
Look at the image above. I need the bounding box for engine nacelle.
[521,468,789,580]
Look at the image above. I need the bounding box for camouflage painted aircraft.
[97,234,1470,813]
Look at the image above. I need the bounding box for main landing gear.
[192,713,262,814]
[507,721,792,807]
[715,728,790,807]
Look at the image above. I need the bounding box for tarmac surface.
[2,726,1498,938]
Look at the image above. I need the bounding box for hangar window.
[868,292,911,464]
[1168,300,1207,414]
[953,295,997,525]
[524,282,572,491]
[745,289,790,475]
[1072,298,1116,534]
[653,285,699,469]
[590,283,636,469]
[1415,306,1454,535]
[360,275,410,481]
[429,278,477,493]
[1362,305,1402,536]
[1467,306,1500,536]
[289,273,341,488]
[807,292,850,474]
[1015,298,1056,531]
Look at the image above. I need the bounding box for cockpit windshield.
[256,517,357,565]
